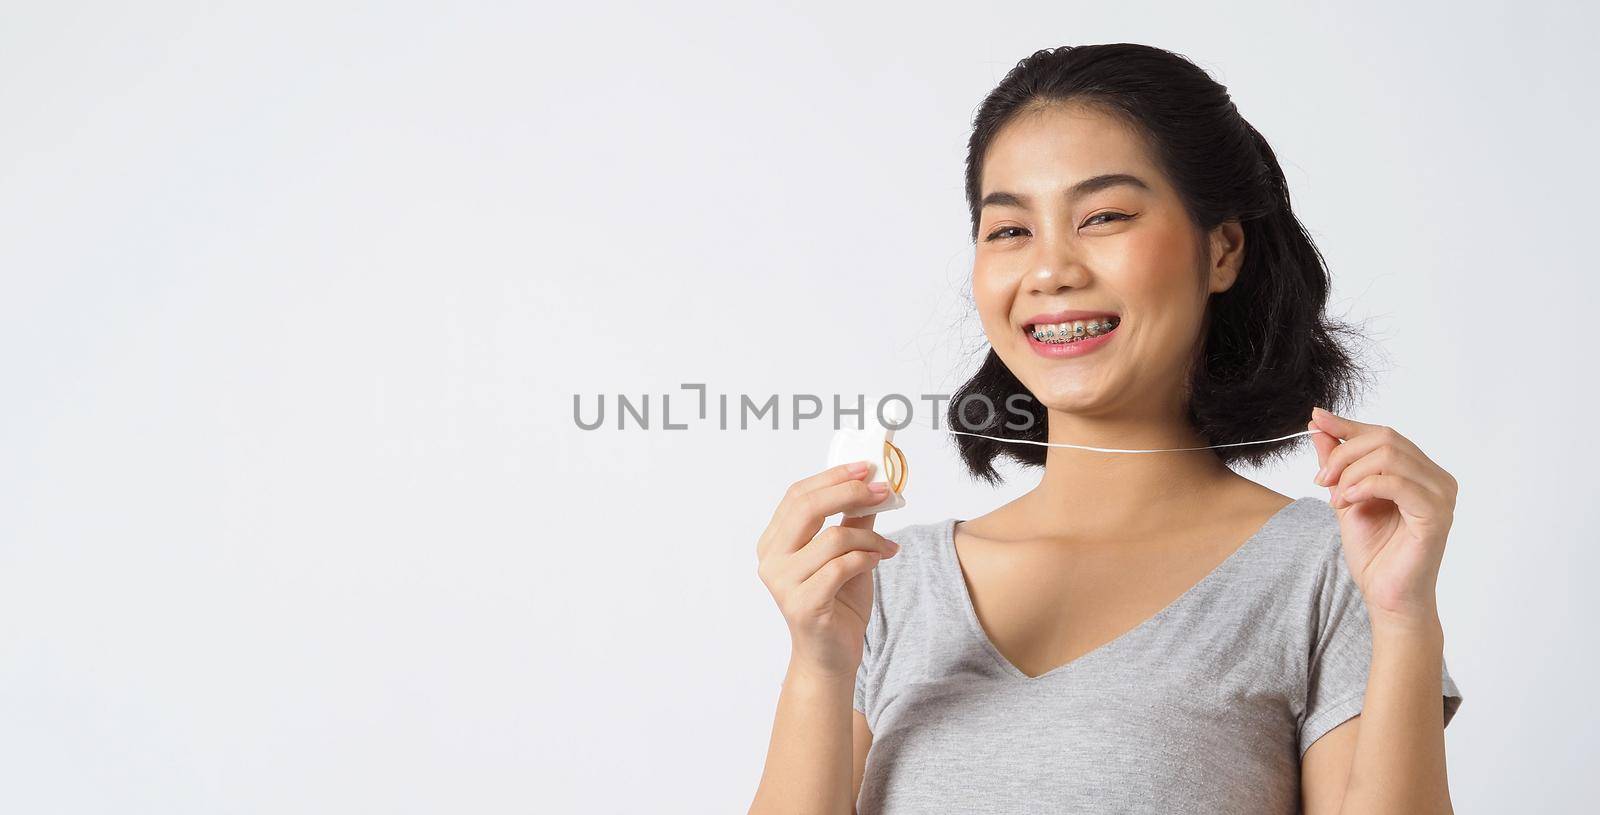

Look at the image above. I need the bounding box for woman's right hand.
[755,461,902,681]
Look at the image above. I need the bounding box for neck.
[1019,406,1235,538]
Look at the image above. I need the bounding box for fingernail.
[1314,467,1328,485]
[867,481,889,495]
[847,461,869,476]
[887,541,901,553]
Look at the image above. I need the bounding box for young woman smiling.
[749,44,1462,815]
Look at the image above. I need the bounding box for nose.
[1025,241,1091,295]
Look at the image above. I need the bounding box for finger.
[1315,422,1429,492]
[779,526,899,589]
[1308,418,1339,472]
[1327,443,1444,508]
[1339,473,1448,526]
[1314,427,1380,489]
[1310,406,1384,444]
[785,461,874,504]
[767,478,892,558]
[1313,411,1401,488]
[791,549,883,613]
[756,462,871,560]
[1312,407,1430,458]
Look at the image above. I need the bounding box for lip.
[1021,311,1121,359]
[1021,309,1120,326]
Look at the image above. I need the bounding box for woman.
[748,44,1462,814]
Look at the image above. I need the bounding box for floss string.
[944,428,1326,454]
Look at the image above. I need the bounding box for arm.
[747,462,899,815]
[1302,618,1453,814]
[1343,617,1452,813]
[748,662,857,815]
[851,711,873,808]
[1302,408,1459,814]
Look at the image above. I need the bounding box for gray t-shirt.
[852,496,1462,814]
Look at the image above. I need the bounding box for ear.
[1205,219,1246,295]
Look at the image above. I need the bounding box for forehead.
[981,102,1160,195]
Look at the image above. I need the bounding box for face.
[973,102,1245,420]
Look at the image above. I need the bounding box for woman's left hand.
[1308,406,1458,630]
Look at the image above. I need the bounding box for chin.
[1018,381,1093,413]
[1025,366,1123,410]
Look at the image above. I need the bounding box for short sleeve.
[1299,528,1464,758]
[853,565,884,718]
[852,645,871,714]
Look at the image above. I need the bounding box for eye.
[1083,211,1134,228]
[984,226,1028,242]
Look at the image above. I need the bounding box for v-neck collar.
[943,496,1310,682]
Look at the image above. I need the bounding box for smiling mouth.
[1025,316,1122,344]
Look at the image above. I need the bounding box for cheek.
[1111,232,1174,281]
[1109,229,1204,310]
[971,266,1015,331]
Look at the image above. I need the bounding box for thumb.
[1311,405,1372,442]
[1308,418,1339,468]
[1309,406,1354,464]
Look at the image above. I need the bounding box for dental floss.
[826,401,912,518]
[945,427,1327,454]
[828,403,1328,516]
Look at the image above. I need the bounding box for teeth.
[1030,317,1120,343]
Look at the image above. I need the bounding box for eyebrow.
[980,173,1151,210]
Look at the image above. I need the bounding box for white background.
[3,2,1595,812]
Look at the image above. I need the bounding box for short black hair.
[949,43,1372,484]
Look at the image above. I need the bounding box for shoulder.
[1281,496,1342,550]
[879,517,952,549]
[1254,496,1343,566]
[1232,497,1347,608]
[866,517,955,606]
[1261,499,1369,633]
